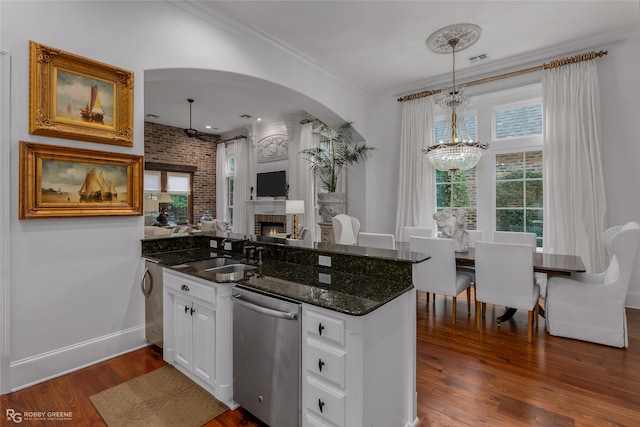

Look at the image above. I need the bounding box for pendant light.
[422,24,488,172]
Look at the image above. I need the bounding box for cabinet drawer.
[305,411,339,427]
[305,309,344,346]
[305,338,346,388]
[306,375,345,427]
[165,272,216,304]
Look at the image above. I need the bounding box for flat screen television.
[256,170,287,197]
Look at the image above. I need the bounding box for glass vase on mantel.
[317,192,346,222]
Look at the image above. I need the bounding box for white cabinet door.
[192,302,215,388]
[173,294,193,370]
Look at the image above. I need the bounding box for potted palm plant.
[301,120,375,222]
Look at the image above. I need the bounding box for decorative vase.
[317,192,346,222]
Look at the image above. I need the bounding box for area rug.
[90,365,227,427]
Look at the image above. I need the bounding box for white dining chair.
[474,241,540,342]
[332,214,360,245]
[456,229,483,277]
[467,230,483,248]
[357,232,396,250]
[410,236,472,324]
[492,231,547,296]
[402,226,433,242]
[545,222,640,348]
[493,231,537,247]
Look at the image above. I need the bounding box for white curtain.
[216,142,227,221]
[232,138,249,234]
[395,96,437,240]
[299,121,316,242]
[543,60,607,272]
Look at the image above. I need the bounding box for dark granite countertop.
[144,248,414,316]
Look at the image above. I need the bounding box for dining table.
[453,247,586,276]
[400,241,587,322]
[456,247,586,321]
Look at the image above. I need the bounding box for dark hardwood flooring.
[2,292,640,426]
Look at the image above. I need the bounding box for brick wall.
[144,122,220,223]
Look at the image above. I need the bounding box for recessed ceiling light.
[257,118,262,121]
[205,125,212,129]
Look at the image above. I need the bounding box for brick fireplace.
[254,214,287,236]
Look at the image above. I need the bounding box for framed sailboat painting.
[19,142,143,219]
[29,41,134,147]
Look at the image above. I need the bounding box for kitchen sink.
[208,263,258,274]
[172,257,241,271]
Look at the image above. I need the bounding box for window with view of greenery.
[429,90,543,245]
[165,172,191,225]
[143,170,192,225]
[434,113,478,229]
[226,149,235,224]
[494,101,543,247]
[436,169,477,230]
[495,151,543,247]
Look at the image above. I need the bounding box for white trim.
[626,291,640,310]
[0,50,11,395]
[10,325,146,392]
[167,1,368,97]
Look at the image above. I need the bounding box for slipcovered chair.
[603,224,624,261]
[401,226,433,242]
[545,222,640,348]
[332,214,360,245]
[410,237,472,324]
[475,241,540,342]
[357,232,396,250]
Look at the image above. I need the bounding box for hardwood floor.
[2,294,639,426]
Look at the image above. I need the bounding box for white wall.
[2,1,638,393]
[365,29,640,308]
[0,0,370,391]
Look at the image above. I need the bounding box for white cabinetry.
[301,290,418,427]
[163,269,235,409]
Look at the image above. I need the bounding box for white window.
[225,146,235,224]
[143,169,193,225]
[435,112,479,229]
[431,84,544,247]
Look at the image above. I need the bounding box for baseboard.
[10,325,146,392]
[626,291,640,310]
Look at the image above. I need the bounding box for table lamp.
[286,200,305,239]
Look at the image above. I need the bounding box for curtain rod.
[221,135,247,143]
[397,50,608,102]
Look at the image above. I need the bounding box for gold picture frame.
[29,41,134,147]
[19,141,143,219]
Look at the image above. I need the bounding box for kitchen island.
[142,233,427,427]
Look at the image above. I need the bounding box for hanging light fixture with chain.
[422,24,488,172]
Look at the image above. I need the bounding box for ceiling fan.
[184,98,207,141]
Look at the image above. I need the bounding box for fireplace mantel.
[246,200,290,236]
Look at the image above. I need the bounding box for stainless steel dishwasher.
[141,259,163,348]
[233,286,301,427]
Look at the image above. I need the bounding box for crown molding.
[166,0,370,100]
[388,26,637,101]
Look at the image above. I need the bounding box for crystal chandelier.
[422,24,488,172]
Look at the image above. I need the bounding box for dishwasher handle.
[233,294,298,320]
[140,269,153,297]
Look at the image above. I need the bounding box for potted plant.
[301,120,375,222]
